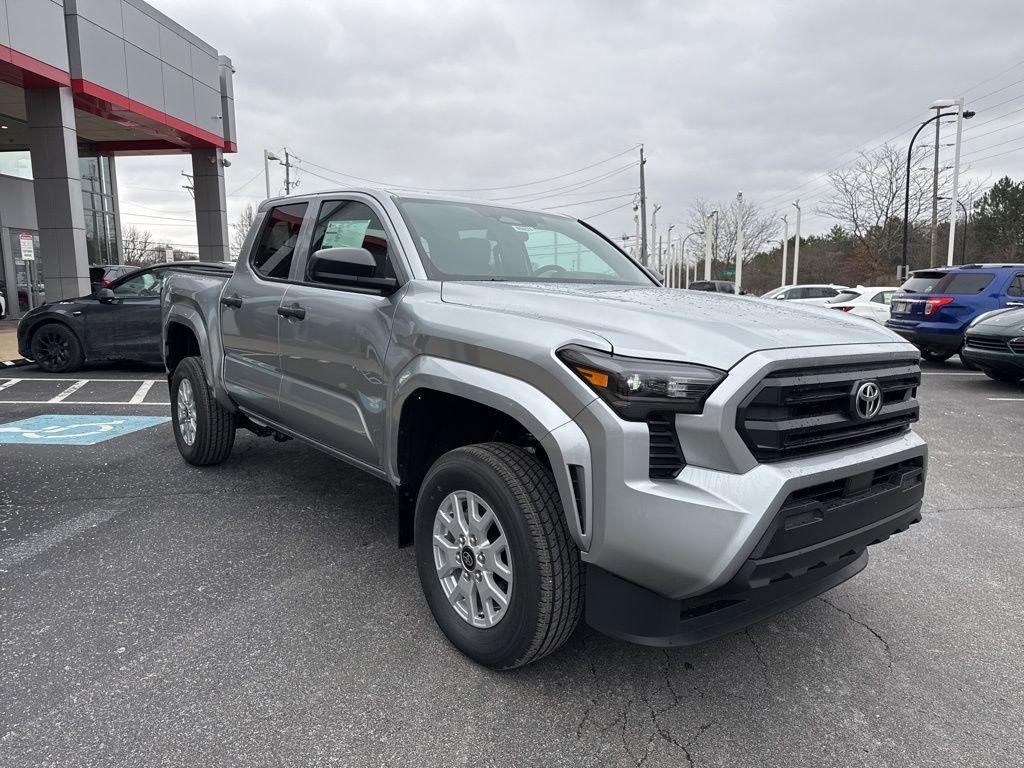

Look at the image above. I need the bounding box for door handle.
[221,294,243,309]
[277,303,306,320]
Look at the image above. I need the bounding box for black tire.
[170,356,235,466]
[414,443,583,669]
[959,351,980,371]
[983,369,1022,384]
[919,349,953,363]
[30,322,84,373]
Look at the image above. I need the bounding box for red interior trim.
[0,44,71,88]
[71,78,229,152]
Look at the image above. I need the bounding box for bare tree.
[231,204,256,258]
[686,196,778,270]
[120,226,156,266]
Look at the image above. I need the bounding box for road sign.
[19,233,34,261]
[723,269,735,277]
[0,415,170,445]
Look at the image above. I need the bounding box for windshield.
[395,198,654,285]
[762,287,786,299]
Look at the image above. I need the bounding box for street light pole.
[704,210,718,281]
[945,98,967,266]
[791,200,801,284]
[901,101,975,279]
[939,196,970,264]
[734,191,744,292]
[781,214,789,287]
[264,149,280,199]
[680,230,703,288]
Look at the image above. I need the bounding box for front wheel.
[170,356,236,466]
[414,443,583,669]
[30,322,84,373]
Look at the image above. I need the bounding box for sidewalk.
[1,320,22,362]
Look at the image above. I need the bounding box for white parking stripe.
[48,379,89,403]
[0,400,170,406]
[0,378,22,392]
[920,372,985,376]
[988,397,1024,401]
[128,380,157,404]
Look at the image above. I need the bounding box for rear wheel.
[919,349,953,363]
[983,369,1022,384]
[30,322,84,373]
[414,443,583,669]
[170,356,235,466]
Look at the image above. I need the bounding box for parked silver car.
[162,188,927,668]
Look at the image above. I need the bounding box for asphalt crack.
[818,596,894,670]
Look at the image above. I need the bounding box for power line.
[490,162,639,202]
[581,199,636,220]
[290,144,640,194]
[541,192,637,211]
[961,132,1024,158]
[228,167,266,196]
[963,57,1024,96]
[963,144,1024,165]
[970,75,1024,104]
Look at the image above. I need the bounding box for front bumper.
[586,465,922,645]
[961,345,1024,374]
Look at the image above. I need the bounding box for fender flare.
[389,355,594,550]
[163,304,235,410]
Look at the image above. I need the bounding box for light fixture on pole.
[264,149,280,199]
[734,192,744,292]
[930,98,973,266]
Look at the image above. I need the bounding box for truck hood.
[440,282,905,369]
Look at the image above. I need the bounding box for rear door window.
[872,290,895,305]
[251,203,308,280]
[932,272,994,295]
[1008,274,1024,297]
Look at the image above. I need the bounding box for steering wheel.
[534,263,569,277]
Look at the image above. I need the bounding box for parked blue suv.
[886,264,1024,363]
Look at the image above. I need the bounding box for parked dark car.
[18,262,232,372]
[89,264,137,291]
[961,307,1024,383]
[688,280,738,293]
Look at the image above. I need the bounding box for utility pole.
[734,191,744,292]
[792,199,802,284]
[650,203,661,269]
[284,147,293,195]
[946,98,966,266]
[781,214,789,287]
[633,211,640,259]
[665,224,675,272]
[181,171,194,200]
[639,145,648,265]
[929,107,941,267]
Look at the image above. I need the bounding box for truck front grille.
[736,359,920,462]
[966,334,1011,352]
[648,414,685,479]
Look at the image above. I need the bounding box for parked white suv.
[763,284,849,306]
[826,286,899,324]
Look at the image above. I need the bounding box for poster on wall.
[19,233,34,261]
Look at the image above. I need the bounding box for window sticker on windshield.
[323,220,370,248]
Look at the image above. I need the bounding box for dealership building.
[0,0,236,318]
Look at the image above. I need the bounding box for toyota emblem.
[853,381,882,420]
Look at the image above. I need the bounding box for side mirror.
[96,287,116,303]
[308,247,398,293]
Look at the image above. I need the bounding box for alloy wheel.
[432,490,513,628]
[176,378,198,446]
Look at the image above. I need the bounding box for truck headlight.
[557,346,726,420]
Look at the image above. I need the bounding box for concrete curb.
[1,358,32,369]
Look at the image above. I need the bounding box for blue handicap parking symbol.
[0,414,171,445]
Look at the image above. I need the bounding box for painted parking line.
[49,379,89,403]
[920,371,986,376]
[988,397,1024,401]
[0,377,170,406]
[0,414,170,445]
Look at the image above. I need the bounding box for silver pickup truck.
[162,188,927,668]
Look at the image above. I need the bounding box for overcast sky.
[117,0,1024,253]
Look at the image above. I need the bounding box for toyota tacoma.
[161,189,927,668]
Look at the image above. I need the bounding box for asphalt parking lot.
[1,361,1022,768]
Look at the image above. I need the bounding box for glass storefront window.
[80,155,119,265]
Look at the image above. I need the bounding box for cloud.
[117,0,1024,249]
